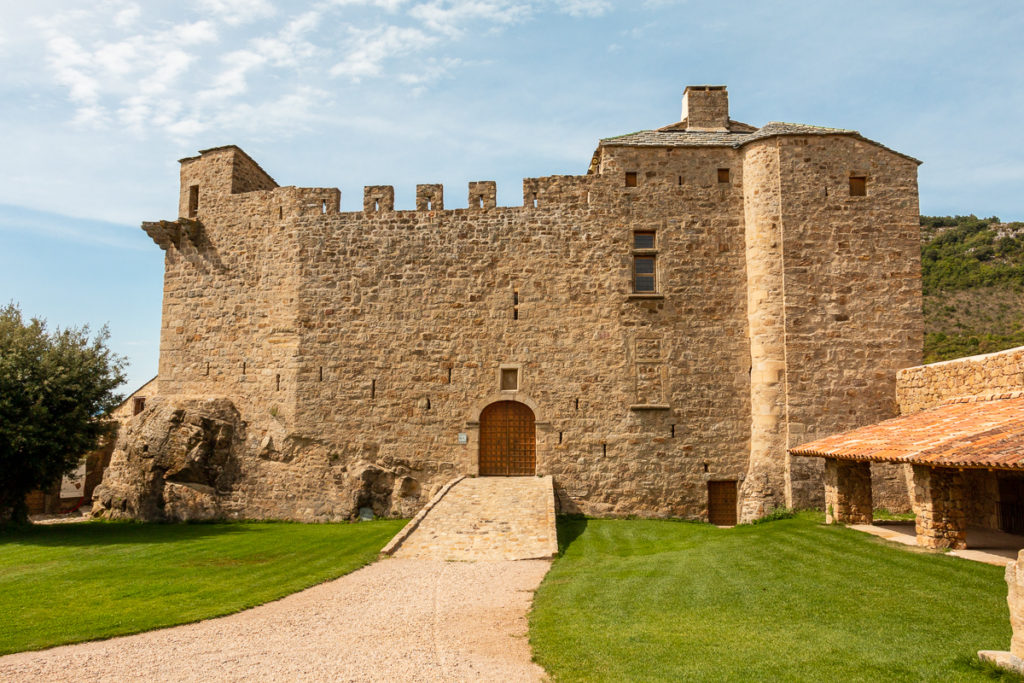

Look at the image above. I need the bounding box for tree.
[0,304,126,524]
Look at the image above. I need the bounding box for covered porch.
[790,395,1024,552]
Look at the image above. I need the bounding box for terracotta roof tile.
[789,396,1024,470]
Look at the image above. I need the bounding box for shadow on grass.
[0,521,255,548]
[556,515,588,555]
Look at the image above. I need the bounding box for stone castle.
[92,85,923,524]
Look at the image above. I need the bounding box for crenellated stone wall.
[101,89,922,523]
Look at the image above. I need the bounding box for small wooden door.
[479,401,536,476]
[708,481,738,526]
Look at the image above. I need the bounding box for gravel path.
[0,558,551,682]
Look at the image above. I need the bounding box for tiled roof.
[789,394,1024,470]
[599,120,921,164]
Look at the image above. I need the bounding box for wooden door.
[708,480,738,526]
[479,401,536,476]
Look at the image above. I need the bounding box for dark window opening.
[849,176,867,196]
[703,462,709,473]
[717,168,730,184]
[447,367,452,383]
[371,379,376,399]
[132,397,146,416]
[425,397,431,410]
[513,289,519,320]
[625,171,638,187]
[278,206,283,219]
[633,255,656,293]
[188,185,199,218]
[205,362,210,376]
[501,368,518,391]
[558,431,563,444]
[574,398,579,411]
[678,175,683,186]
[602,443,607,456]
[671,424,675,438]
[633,231,655,250]
[276,374,281,391]
[319,366,323,381]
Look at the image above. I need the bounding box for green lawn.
[0,519,404,655]
[530,513,1016,682]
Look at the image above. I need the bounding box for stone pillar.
[738,139,789,521]
[912,465,967,549]
[978,549,1024,674]
[824,459,873,525]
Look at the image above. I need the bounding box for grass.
[0,519,405,655]
[530,512,1016,682]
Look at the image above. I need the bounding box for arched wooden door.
[479,401,536,476]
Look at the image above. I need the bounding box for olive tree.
[0,304,126,523]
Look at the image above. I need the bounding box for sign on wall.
[60,462,87,499]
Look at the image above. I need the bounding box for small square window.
[501,368,519,391]
[132,397,146,416]
[633,256,656,292]
[849,176,867,196]
[625,172,638,187]
[717,168,730,184]
[633,231,655,250]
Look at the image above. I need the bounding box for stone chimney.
[682,85,729,132]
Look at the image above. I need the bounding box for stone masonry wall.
[115,118,921,523]
[897,345,1024,414]
[824,458,873,524]
[777,135,921,511]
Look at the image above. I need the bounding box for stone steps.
[385,476,558,561]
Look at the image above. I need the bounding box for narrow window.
[425,397,431,410]
[625,171,638,187]
[276,374,281,391]
[242,361,246,375]
[575,398,579,411]
[427,200,433,210]
[632,230,657,293]
[188,185,199,218]
[531,193,538,208]
[133,397,146,416]
[678,175,683,186]
[849,176,867,196]
[501,368,518,391]
[205,362,210,376]
[374,200,380,212]
[319,366,323,382]
[447,367,452,383]
[559,431,563,444]
[513,289,519,320]
[321,200,327,214]
[633,231,655,250]
[279,206,283,219]
[717,168,730,184]
[633,256,656,293]
[671,424,675,438]
[602,443,607,456]
[371,379,376,399]
[477,196,483,208]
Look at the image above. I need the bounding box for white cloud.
[409,0,532,38]
[193,0,277,25]
[113,3,141,29]
[331,25,437,80]
[328,0,410,10]
[555,0,611,17]
[398,56,462,85]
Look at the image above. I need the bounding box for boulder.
[92,397,243,521]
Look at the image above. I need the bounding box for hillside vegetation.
[922,215,1024,363]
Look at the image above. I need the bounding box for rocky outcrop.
[92,397,243,521]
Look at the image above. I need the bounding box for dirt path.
[0,558,551,682]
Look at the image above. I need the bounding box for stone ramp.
[387,476,558,561]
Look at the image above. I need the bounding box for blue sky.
[1,0,1023,393]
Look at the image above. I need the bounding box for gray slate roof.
[600,121,920,164]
